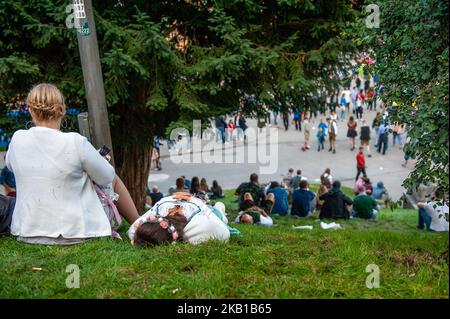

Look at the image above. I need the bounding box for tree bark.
[114,144,153,213]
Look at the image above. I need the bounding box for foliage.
[345,0,449,196]
[0,0,360,206]
[0,0,359,138]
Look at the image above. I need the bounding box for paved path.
[1,110,413,200]
[151,110,412,200]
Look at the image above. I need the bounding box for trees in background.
[0,0,358,208]
[348,0,449,196]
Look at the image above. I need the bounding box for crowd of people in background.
[1,73,448,249]
[147,166,400,227]
[148,72,415,178]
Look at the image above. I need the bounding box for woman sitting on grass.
[128,192,238,246]
[4,83,140,244]
[210,180,225,199]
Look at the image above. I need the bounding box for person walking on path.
[339,93,347,120]
[301,116,311,151]
[327,117,338,154]
[359,119,372,157]
[366,87,375,111]
[234,112,248,143]
[215,116,227,145]
[316,119,327,152]
[355,146,367,181]
[293,108,301,131]
[227,119,235,142]
[391,123,403,148]
[282,111,290,131]
[377,121,390,155]
[346,116,358,151]
[355,89,365,119]
[351,86,358,113]
[372,112,382,148]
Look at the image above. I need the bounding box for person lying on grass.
[128,192,239,246]
[234,192,274,226]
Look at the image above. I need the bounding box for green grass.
[0,187,448,299]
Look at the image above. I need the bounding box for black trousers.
[355,167,367,181]
[0,195,15,236]
[356,107,363,119]
[283,117,289,130]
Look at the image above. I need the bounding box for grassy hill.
[0,187,448,298]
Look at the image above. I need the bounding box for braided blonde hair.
[26,83,66,122]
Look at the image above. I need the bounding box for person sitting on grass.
[319,181,353,219]
[128,192,238,246]
[234,193,274,226]
[283,168,295,188]
[352,186,379,220]
[0,194,15,236]
[315,184,328,211]
[182,176,191,189]
[239,192,275,215]
[372,181,390,208]
[291,180,316,217]
[189,176,201,195]
[235,173,266,211]
[210,180,225,199]
[320,168,333,189]
[147,185,164,206]
[266,181,289,216]
[168,176,188,195]
[200,178,210,193]
[5,83,140,245]
[0,165,16,197]
[362,176,374,196]
[290,169,303,190]
[144,195,153,210]
[417,188,449,232]
[354,175,372,195]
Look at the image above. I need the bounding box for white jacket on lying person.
[128,194,230,245]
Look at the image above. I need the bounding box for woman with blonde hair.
[5,83,140,244]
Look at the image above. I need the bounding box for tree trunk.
[114,144,153,213]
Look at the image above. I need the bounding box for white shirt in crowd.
[6,127,115,242]
[424,201,449,232]
[328,120,338,135]
[343,89,352,103]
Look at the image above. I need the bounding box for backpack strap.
[93,183,122,240]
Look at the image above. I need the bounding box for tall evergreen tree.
[1,0,358,208]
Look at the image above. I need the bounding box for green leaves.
[348,0,449,197]
[1,0,357,144]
